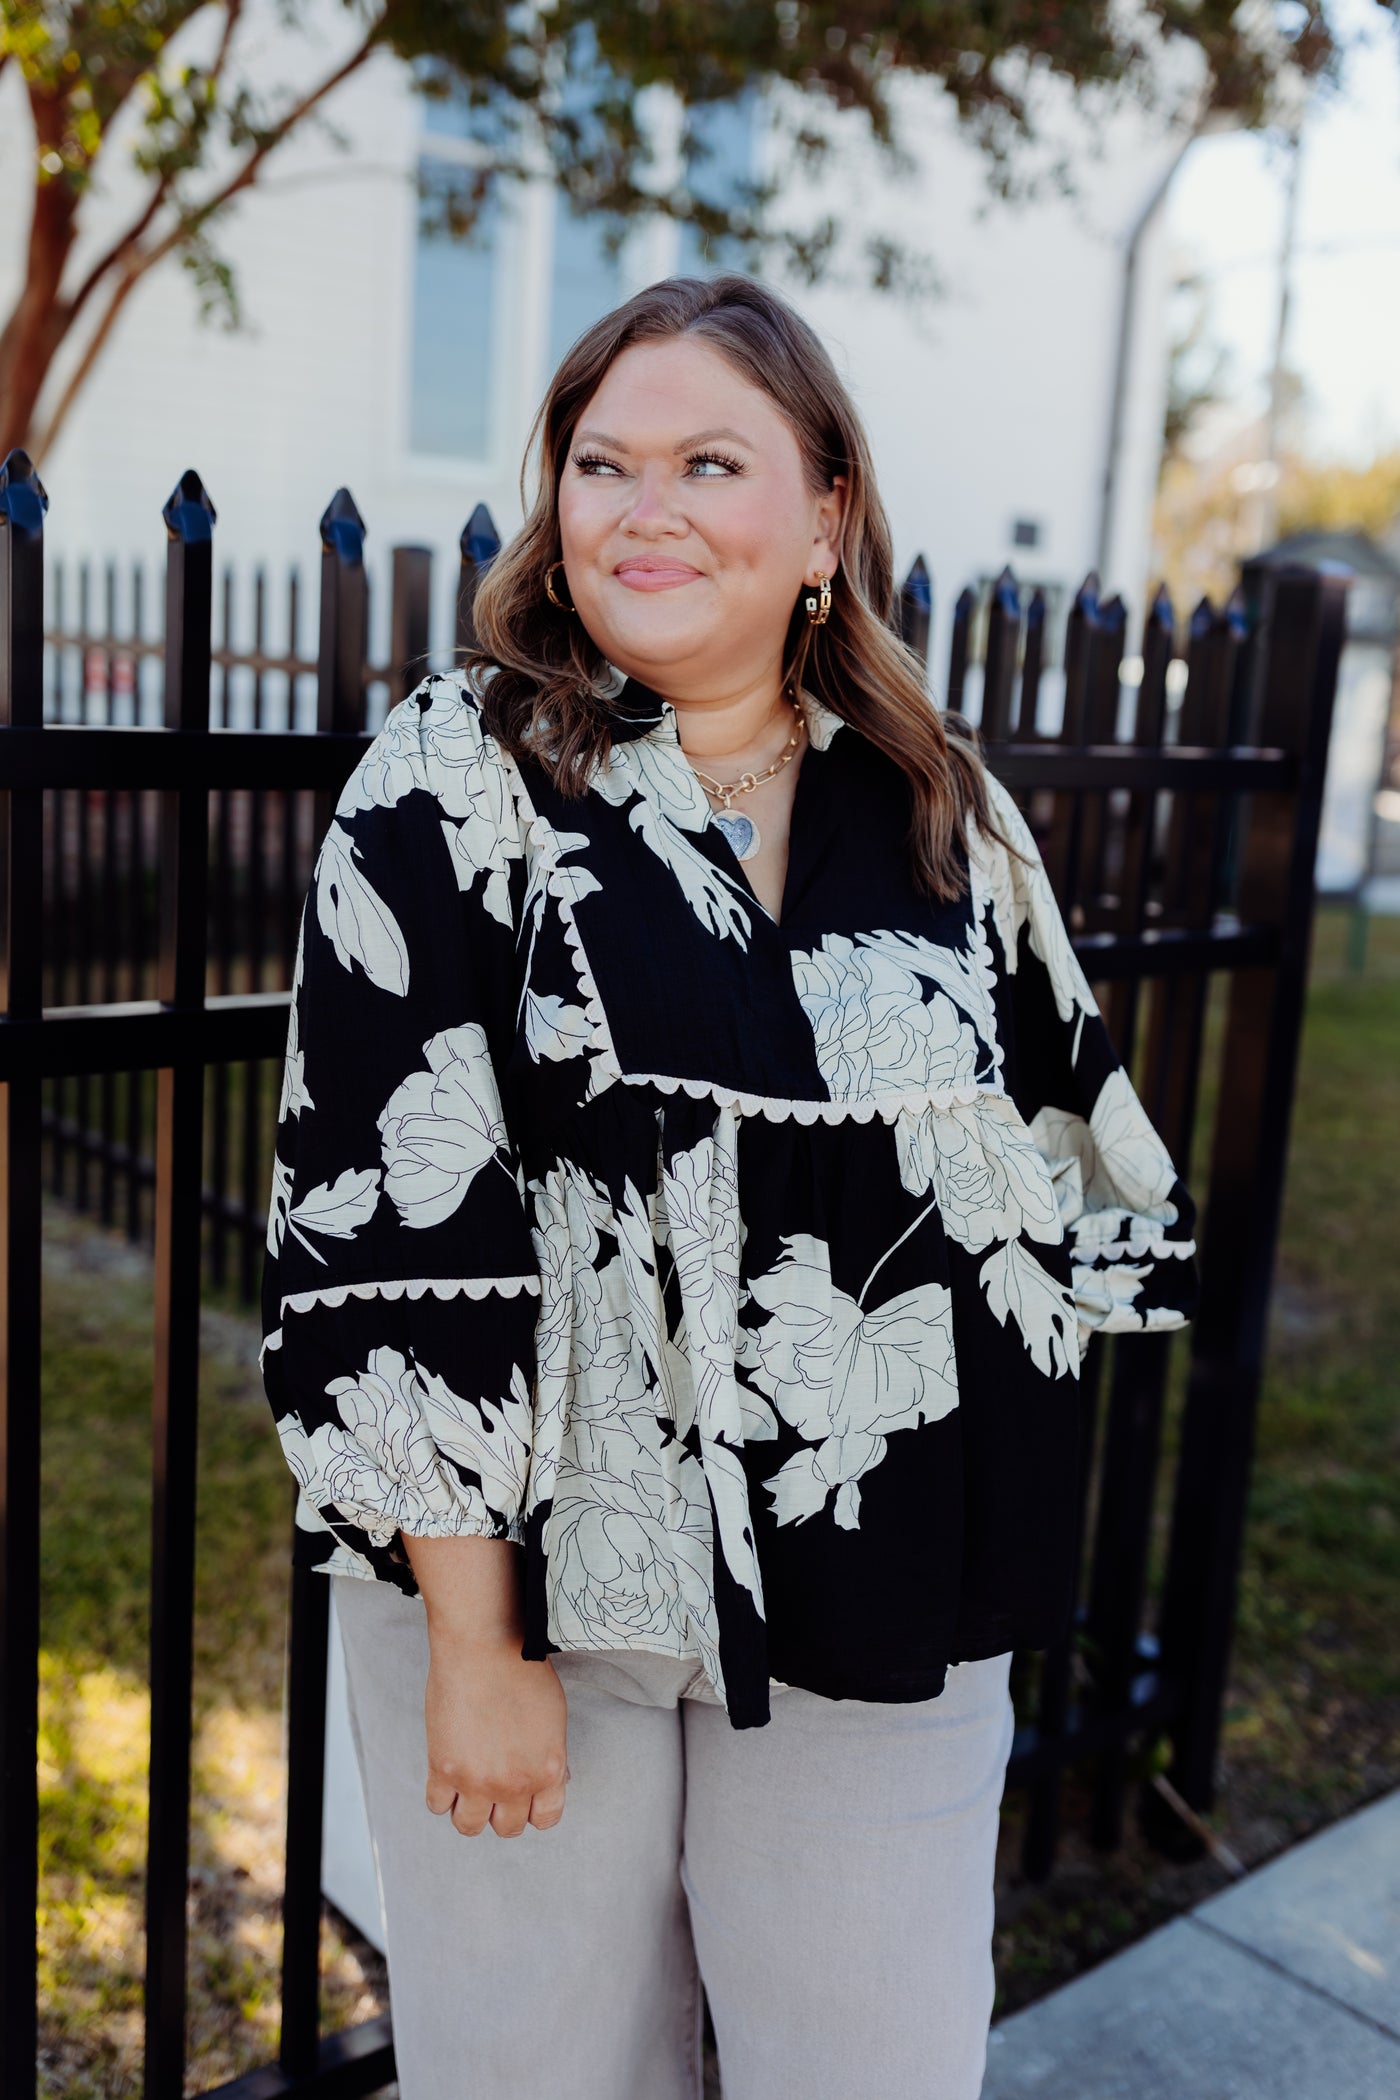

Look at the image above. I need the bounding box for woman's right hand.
[399,1532,569,1838]
[422,1627,570,1838]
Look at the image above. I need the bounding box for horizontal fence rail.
[5,451,1346,2099]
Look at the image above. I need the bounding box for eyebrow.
[574,426,756,453]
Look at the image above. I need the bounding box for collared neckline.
[608,676,847,754]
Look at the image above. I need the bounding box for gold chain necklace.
[686,697,804,863]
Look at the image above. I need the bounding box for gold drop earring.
[805,573,833,626]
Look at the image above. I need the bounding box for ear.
[809,474,849,582]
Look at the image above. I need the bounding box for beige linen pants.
[333,1575,1014,2100]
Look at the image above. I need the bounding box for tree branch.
[29,258,143,462]
[63,0,249,331]
[65,5,368,335]
[163,25,382,247]
[209,0,245,93]
[29,16,381,456]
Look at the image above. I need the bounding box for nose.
[620,463,685,538]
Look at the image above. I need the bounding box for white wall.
[2,3,1189,692]
[765,76,1190,689]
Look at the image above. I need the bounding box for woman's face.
[556,336,846,702]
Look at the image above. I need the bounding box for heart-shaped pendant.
[713,809,760,862]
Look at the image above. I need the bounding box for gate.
[1,447,1345,2098]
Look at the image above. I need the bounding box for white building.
[0,5,1196,706]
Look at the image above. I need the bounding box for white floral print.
[278,924,315,1123]
[314,821,410,996]
[266,1154,380,1266]
[593,720,713,833]
[979,1238,1078,1380]
[897,1093,1062,1249]
[739,1233,959,1529]
[523,990,595,1064]
[975,775,1099,1025]
[854,926,998,1056]
[284,1344,531,1541]
[334,698,431,814]
[377,1024,509,1229]
[792,936,981,1098]
[591,730,754,946]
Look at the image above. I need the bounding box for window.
[408,160,500,461]
[677,96,759,276]
[548,192,625,370]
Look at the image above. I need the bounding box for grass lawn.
[35,907,1400,2088]
[992,904,1400,2011]
[38,1215,386,2098]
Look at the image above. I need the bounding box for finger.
[426,1773,457,1816]
[489,1797,530,1839]
[528,1782,566,1830]
[450,1790,493,1837]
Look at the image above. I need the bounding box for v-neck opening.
[710,738,821,932]
[613,678,843,930]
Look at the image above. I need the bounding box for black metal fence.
[2,446,1345,2099]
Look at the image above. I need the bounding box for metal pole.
[145,467,215,2099]
[1096,128,1200,583]
[0,445,48,2100]
[1258,116,1305,551]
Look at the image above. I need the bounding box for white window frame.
[397,125,544,482]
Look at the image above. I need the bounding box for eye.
[572,450,625,476]
[686,450,745,479]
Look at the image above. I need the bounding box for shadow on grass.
[39,1207,387,2098]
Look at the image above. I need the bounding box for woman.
[260,274,1197,2100]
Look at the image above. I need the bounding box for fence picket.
[1,445,47,2100]
[1016,586,1046,738]
[980,567,1021,742]
[457,501,501,655]
[897,554,932,670]
[145,468,217,2100]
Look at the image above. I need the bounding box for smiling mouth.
[613,559,704,592]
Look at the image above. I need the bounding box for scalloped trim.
[1071,1236,1198,1265]
[594,1066,1006,1124]
[280,1274,541,1318]
[965,832,1009,1089]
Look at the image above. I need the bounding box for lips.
[613,557,704,592]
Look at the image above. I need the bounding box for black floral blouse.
[259,669,1197,1728]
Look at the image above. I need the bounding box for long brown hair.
[469,274,1004,900]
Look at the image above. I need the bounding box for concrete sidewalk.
[982,1787,1400,2099]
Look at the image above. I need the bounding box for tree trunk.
[0,94,82,461]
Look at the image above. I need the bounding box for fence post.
[1016,586,1046,737]
[897,555,932,673]
[389,545,433,706]
[314,490,368,847]
[145,468,216,2099]
[980,567,1021,741]
[946,586,974,713]
[456,502,501,656]
[0,446,48,2100]
[277,486,373,2083]
[1153,561,1349,1829]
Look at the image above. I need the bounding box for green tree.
[0,0,1346,460]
